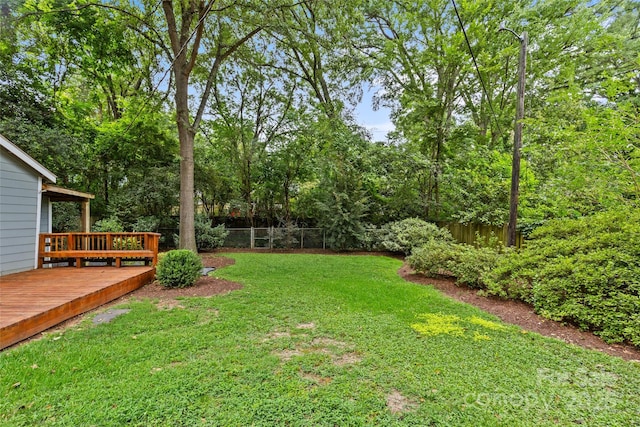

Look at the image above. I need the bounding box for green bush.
[195,215,229,251]
[450,244,502,289]
[112,237,143,250]
[407,236,504,289]
[484,208,640,346]
[360,226,389,252]
[381,218,453,255]
[156,249,203,288]
[271,223,300,249]
[407,240,461,276]
[91,216,124,232]
[132,216,160,232]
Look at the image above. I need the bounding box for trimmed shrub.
[450,244,502,289]
[484,208,640,346]
[360,225,388,252]
[156,249,203,288]
[407,240,461,276]
[382,218,453,255]
[407,236,504,289]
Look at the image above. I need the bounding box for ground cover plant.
[1,254,639,426]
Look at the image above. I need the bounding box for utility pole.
[499,27,527,247]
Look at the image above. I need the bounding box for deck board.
[0,267,155,350]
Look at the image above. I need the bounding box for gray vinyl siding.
[0,147,39,275]
[40,196,50,233]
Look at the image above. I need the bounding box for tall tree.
[159,0,268,250]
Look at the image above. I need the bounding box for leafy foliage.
[448,244,503,289]
[155,249,203,289]
[194,215,229,251]
[381,218,453,255]
[131,216,160,232]
[91,216,124,232]
[316,187,368,250]
[484,208,640,345]
[408,236,503,289]
[407,240,460,276]
[51,203,81,232]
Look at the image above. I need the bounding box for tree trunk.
[175,72,197,251]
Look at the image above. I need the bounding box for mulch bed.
[130,255,241,300]
[398,264,640,362]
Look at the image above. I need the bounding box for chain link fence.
[224,228,326,249]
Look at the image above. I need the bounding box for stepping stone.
[201,267,216,276]
[93,309,131,325]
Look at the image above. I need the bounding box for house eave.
[0,134,57,183]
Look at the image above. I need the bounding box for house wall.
[40,195,51,233]
[0,147,40,275]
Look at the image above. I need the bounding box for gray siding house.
[0,134,93,276]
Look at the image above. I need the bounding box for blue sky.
[354,87,395,140]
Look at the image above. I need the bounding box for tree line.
[1,0,638,249]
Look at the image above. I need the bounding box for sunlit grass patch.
[468,315,507,331]
[411,313,465,337]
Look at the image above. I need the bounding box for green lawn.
[1,254,639,426]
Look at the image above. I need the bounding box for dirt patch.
[273,349,304,361]
[332,352,362,366]
[398,264,640,362]
[310,337,347,348]
[296,322,316,330]
[263,332,292,341]
[133,275,242,300]
[386,389,418,414]
[155,300,185,310]
[300,371,333,386]
[200,255,236,269]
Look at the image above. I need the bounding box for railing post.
[250,227,255,249]
[37,234,44,268]
[269,226,273,249]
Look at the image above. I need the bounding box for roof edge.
[0,133,57,183]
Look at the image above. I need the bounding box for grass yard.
[1,253,639,426]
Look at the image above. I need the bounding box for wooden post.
[81,200,91,232]
[506,31,527,247]
[37,234,45,268]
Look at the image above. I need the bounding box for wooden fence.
[438,222,524,248]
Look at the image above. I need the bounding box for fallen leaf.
[12,382,21,388]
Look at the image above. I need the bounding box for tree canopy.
[1,0,637,246]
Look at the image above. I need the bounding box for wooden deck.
[0,266,155,350]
